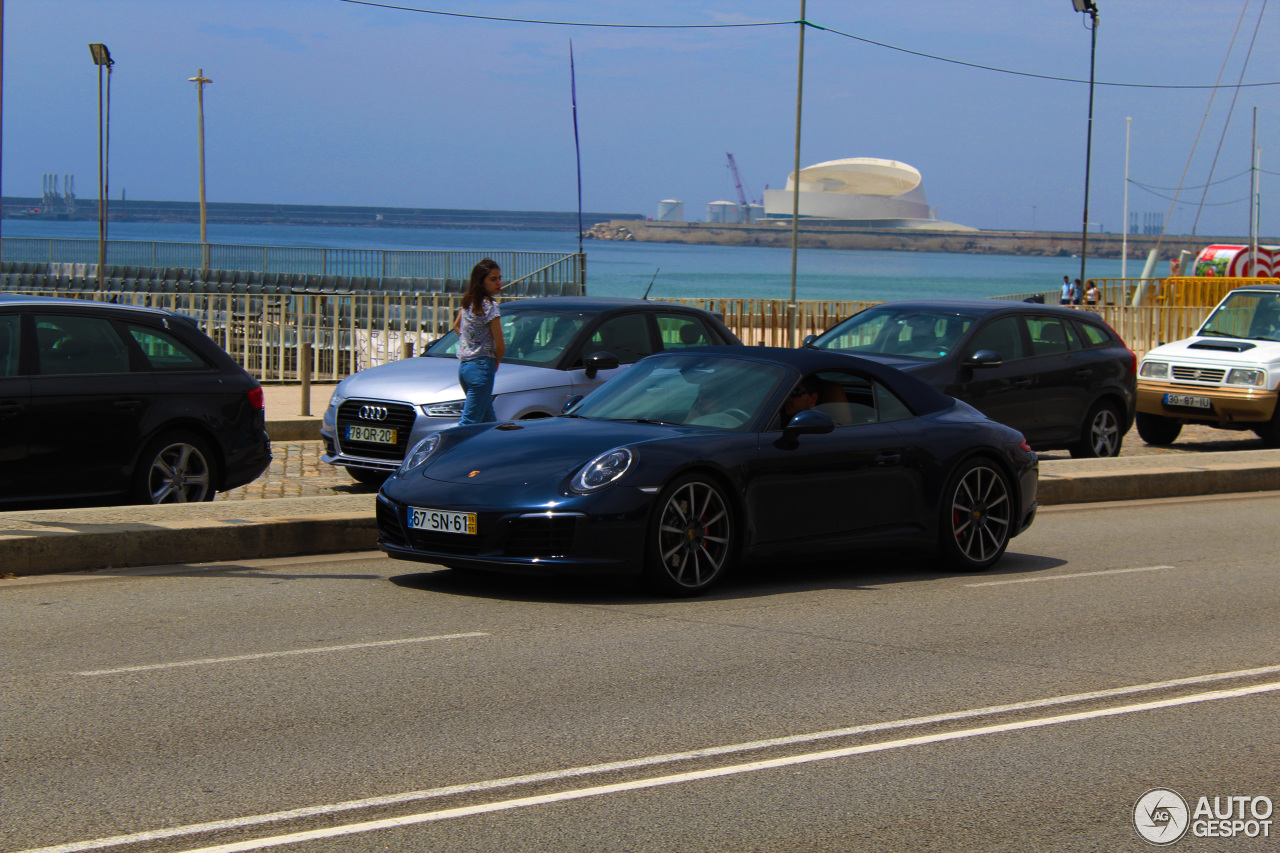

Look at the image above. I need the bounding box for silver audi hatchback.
[320,297,740,485]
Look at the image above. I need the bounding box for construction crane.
[726,153,753,222]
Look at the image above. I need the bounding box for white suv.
[1136,285,1280,446]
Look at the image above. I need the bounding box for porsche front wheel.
[644,475,735,595]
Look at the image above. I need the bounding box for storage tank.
[706,201,739,224]
[656,199,684,222]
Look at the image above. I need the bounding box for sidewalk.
[3,384,1280,577]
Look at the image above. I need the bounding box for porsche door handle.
[113,399,144,410]
[1012,379,1032,388]
[874,453,902,466]
[1075,369,1093,378]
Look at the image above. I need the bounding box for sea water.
[1,218,1130,303]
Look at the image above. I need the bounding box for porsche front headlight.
[570,448,634,493]
[399,433,443,474]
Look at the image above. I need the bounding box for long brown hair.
[462,258,500,316]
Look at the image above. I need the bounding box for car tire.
[937,457,1012,572]
[348,467,391,488]
[132,431,218,504]
[1135,412,1182,446]
[643,474,736,596]
[1069,401,1124,458]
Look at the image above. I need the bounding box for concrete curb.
[266,418,323,442]
[0,496,378,577]
[4,451,1280,577]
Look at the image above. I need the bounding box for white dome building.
[761,157,973,230]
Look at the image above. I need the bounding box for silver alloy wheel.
[146,440,214,503]
[1088,406,1122,456]
[655,479,731,590]
[950,464,1011,565]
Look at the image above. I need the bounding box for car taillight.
[247,386,265,410]
[1019,439,1033,454]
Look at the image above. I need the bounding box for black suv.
[805,299,1136,457]
[0,295,271,505]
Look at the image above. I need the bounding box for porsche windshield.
[1199,291,1280,342]
[811,306,977,360]
[569,354,786,430]
[425,308,587,366]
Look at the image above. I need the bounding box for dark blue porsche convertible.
[376,347,1038,595]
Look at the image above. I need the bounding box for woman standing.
[453,258,505,425]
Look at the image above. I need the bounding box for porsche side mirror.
[801,334,818,347]
[562,394,584,414]
[963,349,1003,369]
[584,351,619,379]
[783,408,835,442]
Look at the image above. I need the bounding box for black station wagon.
[0,294,271,506]
[804,299,1137,457]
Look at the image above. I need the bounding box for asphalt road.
[4,492,1279,852]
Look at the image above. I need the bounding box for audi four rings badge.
[358,405,388,421]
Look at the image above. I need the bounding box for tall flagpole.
[788,0,806,347]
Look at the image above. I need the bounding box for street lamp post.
[89,43,113,290]
[1072,0,1099,287]
[189,69,212,270]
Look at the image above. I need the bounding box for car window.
[423,308,586,367]
[966,316,1025,361]
[1075,320,1114,348]
[812,307,977,360]
[504,312,585,364]
[0,315,18,377]
[655,314,720,349]
[1199,291,1280,341]
[570,354,786,430]
[586,314,654,365]
[34,314,131,376]
[1027,317,1073,356]
[805,370,915,426]
[127,324,211,371]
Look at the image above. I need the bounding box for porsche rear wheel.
[939,458,1012,571]
[645,475,735,596]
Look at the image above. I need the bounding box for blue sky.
[3,0,1276,236]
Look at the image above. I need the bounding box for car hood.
[1143,336,1280,367]
[417,417,692,486]
[336,357,566,404]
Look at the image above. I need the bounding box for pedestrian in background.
[1072,278,1084,305]
[1085,281,1099,306]
[453,258,505,425]
[1060,275,1073,304]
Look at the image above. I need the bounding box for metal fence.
[0,237,585,290]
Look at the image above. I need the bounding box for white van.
[1136,285,1280,446]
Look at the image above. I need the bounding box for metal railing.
[0,237,584,290]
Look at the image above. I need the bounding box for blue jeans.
[458,357,497,425]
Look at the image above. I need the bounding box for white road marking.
[966,565,1175,587]
[19,663,1280,853]
[159,680,1280,853]
[74,633,488,676]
